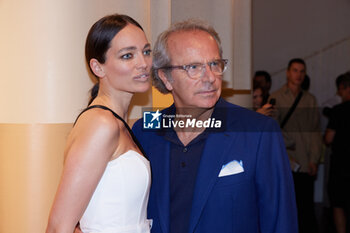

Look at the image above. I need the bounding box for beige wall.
[0,124,71,233]
[0,0,252,232]
[0,0,152,124]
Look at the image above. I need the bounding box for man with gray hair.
[133,19,298,233]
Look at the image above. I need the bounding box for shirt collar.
[282,84,304,96]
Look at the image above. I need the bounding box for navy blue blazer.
[132,98,298,233]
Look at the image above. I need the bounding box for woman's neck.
[91,89,133,120]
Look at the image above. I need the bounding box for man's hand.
[324,128,335,145]
[308,162,318,176]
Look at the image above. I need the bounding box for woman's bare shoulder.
[65,108,123,157]
[74,108,123,136]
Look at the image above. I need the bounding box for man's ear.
[158,69,173,91]
[90,59,105,78]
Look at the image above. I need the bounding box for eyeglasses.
[160,59,228,79]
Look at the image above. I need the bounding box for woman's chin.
[134,82,151,93]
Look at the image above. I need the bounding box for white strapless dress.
[80,150,152,233]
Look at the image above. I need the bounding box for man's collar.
[282,84,304,95]
[281,84,290,94]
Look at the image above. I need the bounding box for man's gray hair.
[152,18,223,94]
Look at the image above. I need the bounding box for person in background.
[253,70,272,105]
[269,58,322,233]
[324,72,350,233]
[323,73,350,119]
[321,73,350,230]
[46,14,152,233]
[252,85,264,111]
[253,84,275,116]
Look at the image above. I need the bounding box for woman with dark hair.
[252,85,264,111]
[46,14,152,233]
[253,84,275,116]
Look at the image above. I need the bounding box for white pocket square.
[218,160,244,177]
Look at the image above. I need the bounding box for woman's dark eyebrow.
[118,46,137,54]
[118,43,150,54]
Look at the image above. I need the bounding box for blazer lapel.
[188,131,237,233]
[151,136,171,233]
